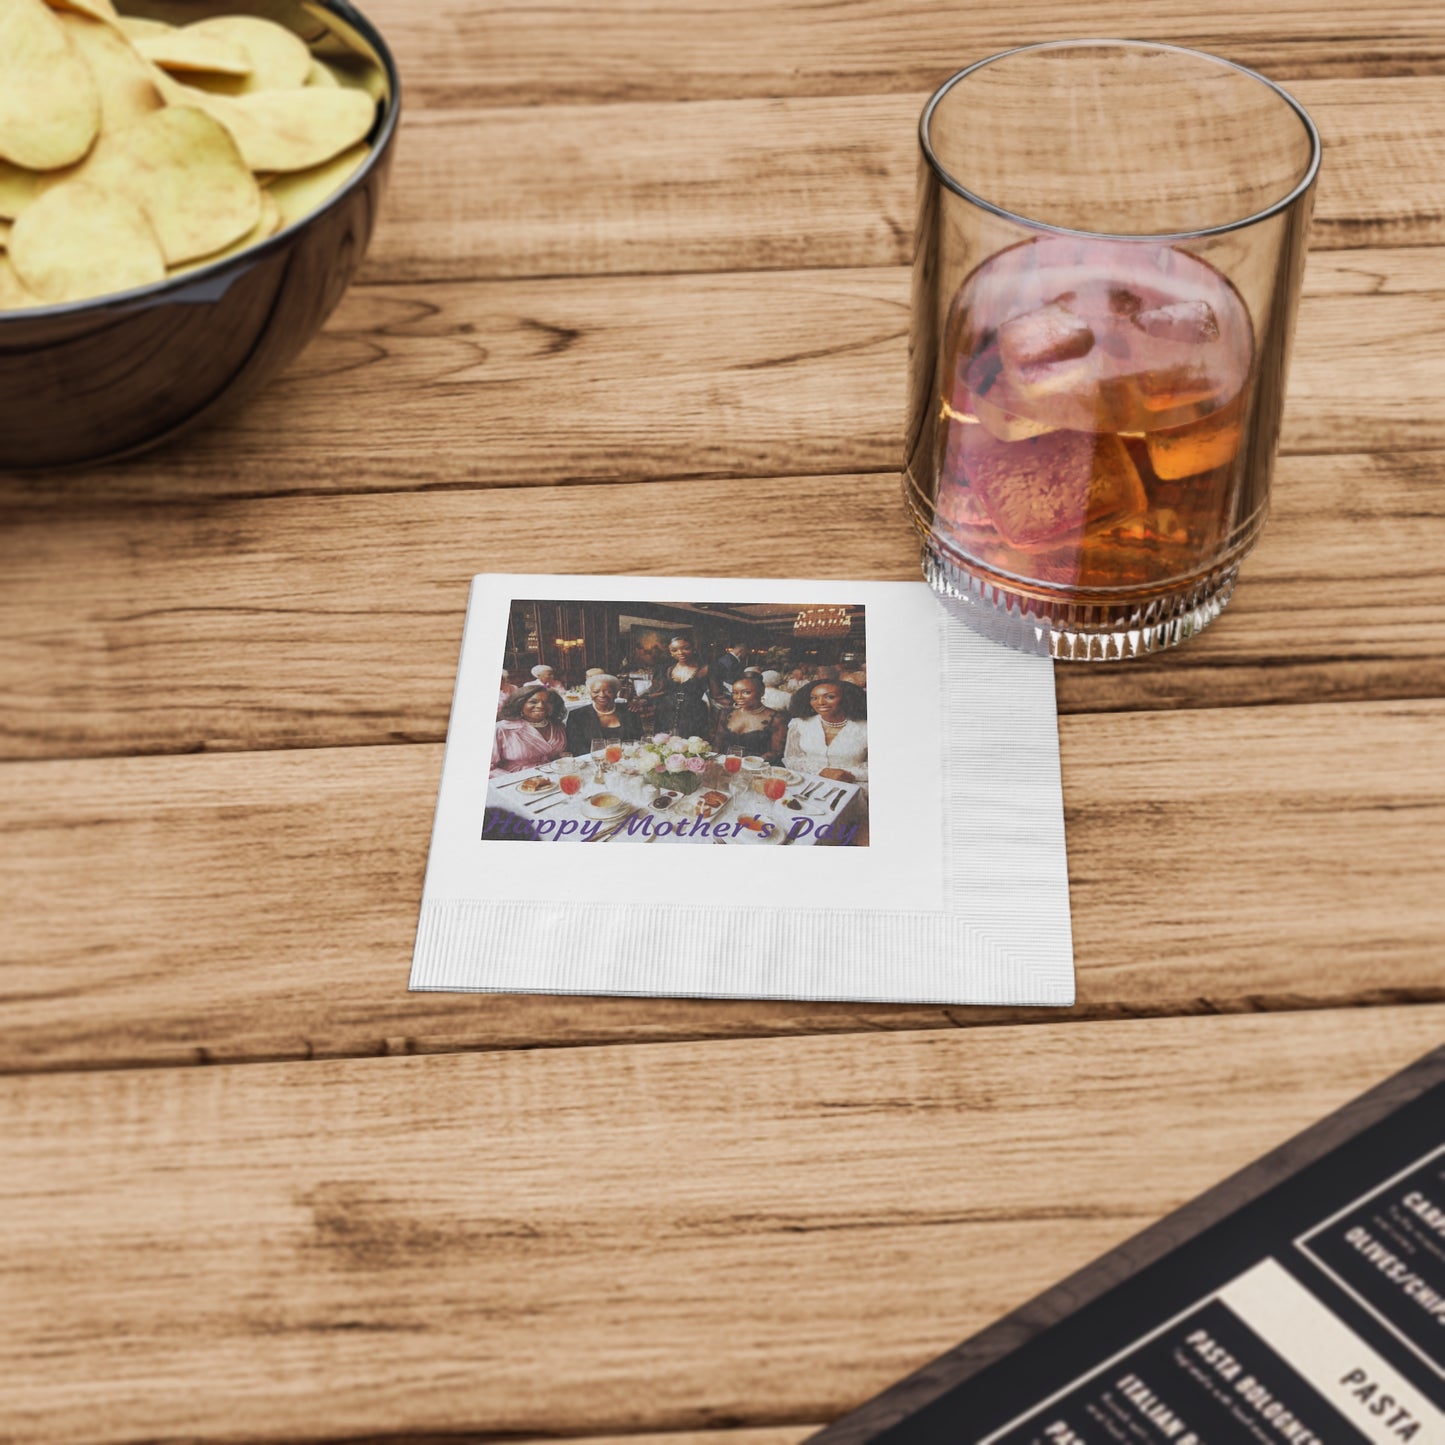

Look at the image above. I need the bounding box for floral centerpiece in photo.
[639,733,712,794]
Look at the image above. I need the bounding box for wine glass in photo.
[604,741,624,766]
[590,738,609,780]
[558,763,584,797]
[762,766,790,821]
[721,753,743,779]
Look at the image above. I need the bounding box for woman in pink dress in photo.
[491,685,569,773]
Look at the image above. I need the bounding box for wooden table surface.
[4,2,1445,1439]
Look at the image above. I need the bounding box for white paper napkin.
[411,574,1073,1005]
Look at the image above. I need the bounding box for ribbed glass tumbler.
[905,41,1320,659]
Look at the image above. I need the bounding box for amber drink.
[907,42,1320,658]
[939,236,1254,592]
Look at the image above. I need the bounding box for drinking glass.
[762,766,789,822]
[906,41,1320,659]
[590,739,608,781]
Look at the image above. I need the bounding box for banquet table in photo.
[2,0,1444,1440]
[488,758,864,847]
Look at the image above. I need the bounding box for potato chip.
[0,255,42,309]
[151,71,375,172]
[0,0,102,170]
[0,159,42,220]
[267,141,367,228]
[186,14,309,90]
[167,69,250,98]
[0,219,9,250]
[56,11,163,133]
[136,27,253,78]
[10,181,165,302]
[68,105,261,264]
[44,0,116,22]
[168,185,279,274]
[306,57,338,88]
[115,14,171,40]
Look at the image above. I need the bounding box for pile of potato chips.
[0,0,379,310]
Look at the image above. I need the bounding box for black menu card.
[812,1046,1445,1445]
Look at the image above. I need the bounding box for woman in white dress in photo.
[783,680,867,789]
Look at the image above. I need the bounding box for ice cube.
[1134,300,1219,344]
[962,343,1057,441]
[1111,325,1229,418]
[973,391,1058,443]
[997,302,1095,374]
[934,482,995,534]
[1145,404,1244,479]
[1134,360,1226,415]
[963,429,1147,551]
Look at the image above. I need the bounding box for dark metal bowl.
[0,0,399,469]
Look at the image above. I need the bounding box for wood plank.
[3,700,1442,1073]
[363,81,1445,284]
[1,1009,1440,1440]
[2,247,1441,510]
[2,445,1443,763]
[364,1,1445,107]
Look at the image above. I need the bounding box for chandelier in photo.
[793,606,851,639]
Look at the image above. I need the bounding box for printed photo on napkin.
[410,574,1073,1005]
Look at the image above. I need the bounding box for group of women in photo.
[492,632,868,787]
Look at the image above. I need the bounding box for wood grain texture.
[2,1009,1440,1441]
[362,81,1445,284]
[1,2,1442,1442]
[1,247,1442,514]
[3,700,1442,1073]
[363,1,1445,107]
[2,446,1443,762]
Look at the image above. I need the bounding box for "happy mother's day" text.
[481,807,859,846]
